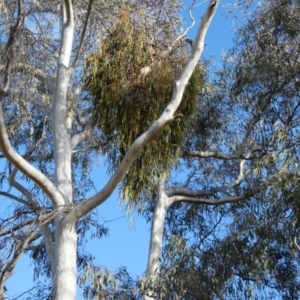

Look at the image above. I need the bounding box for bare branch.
[71,119,94,148]
[168,0,198,50]
[294,237,300,251]
[42,225,55,273]
[182,150,244,159]
[0,191,32,209]
[182,147,262,160]
[0,220,34,237]
[9,167,39,208]
[171,189,260,205]
[166,187,211,198]
[210,150,254,193]
[71,0,95,68]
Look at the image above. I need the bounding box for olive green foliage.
[86,10,203,202]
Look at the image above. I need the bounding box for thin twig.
[72,0,95,68]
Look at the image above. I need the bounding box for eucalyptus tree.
[135,0,300,298]
[0,0,219,299]
[78,0,300,298]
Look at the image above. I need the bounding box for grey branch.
[0,191,32,209]
[9,167,39,209]
[71,118,94,148]
[169,149,261,200]
[171,189,260,205]
[182,148,262,160]
[71,0,95,68]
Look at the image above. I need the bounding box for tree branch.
[166,187,212,198]
[0,90,51,117]
[71,116,94,148]
[51,0,74,205]
[0,191,32,209]
[238,91,275,154]
[294,237,300,251]
[0,220,34,237]
[42,225,55,273]
[183,92,275,162]
[25,243,45,251]
[182,147,262,160]
[0,103,64,207]
[71,0,94,68]
[166,0,197,53]
[182,150,244,159]
[171,189,260,205]
[9,167,39,208]
[0,217,40,294]
[0,0,24,100]
[209,150,254,193]
[169,149,259,198]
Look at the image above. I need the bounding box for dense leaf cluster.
[86,10,204,203]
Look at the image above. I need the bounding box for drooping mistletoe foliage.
[86,10,204,203]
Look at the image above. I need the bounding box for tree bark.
[52,1,75,299]
[53,217,77,300]
[144,182,172,300]
[147,183,170,276]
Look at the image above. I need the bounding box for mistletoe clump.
[85,10,204,203]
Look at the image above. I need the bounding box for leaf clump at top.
[85,10,204,203]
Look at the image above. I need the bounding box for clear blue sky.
[4,1,238,298]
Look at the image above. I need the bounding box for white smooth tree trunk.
[145,182,172,300]
[146,201,167,276]
[147,183,170,276]
[51,2,76,299]
[53,218,77,300]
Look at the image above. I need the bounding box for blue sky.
[4,1,239,298]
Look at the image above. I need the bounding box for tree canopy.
[1,0,300,299]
